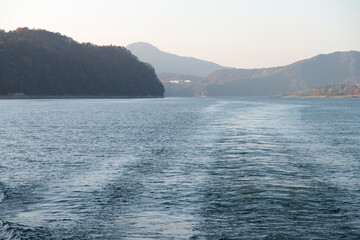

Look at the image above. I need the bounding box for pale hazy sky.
[1,0,359,68]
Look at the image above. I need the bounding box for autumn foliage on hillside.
[290,84,360,97]
[0,28,164,97]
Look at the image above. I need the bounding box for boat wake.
[0,183,4,204]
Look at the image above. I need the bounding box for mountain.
[202,51,360,97]
[163,51,360,97]
[0,28,164,97]
[126,42,229,77]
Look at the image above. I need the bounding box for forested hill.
[0,28,164,97]
[202,51,360,97]
[163,51,360,97]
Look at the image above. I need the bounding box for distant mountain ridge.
[127,42,359,97]
[0,28,164,97]
[153,50,359,97]
[201,51,360,96]
[126,42,230,77]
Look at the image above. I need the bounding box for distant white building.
[168,80,191,84]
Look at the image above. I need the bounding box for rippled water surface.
[1,98,360,239]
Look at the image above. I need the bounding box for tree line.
[290,84,360,97]
[0,28,164,97]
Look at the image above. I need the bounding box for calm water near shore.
[1,97,360,239]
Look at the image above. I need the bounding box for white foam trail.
[0,190,4,203]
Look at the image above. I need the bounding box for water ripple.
[0,98,359,239]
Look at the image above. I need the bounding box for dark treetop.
[0,28,164,97]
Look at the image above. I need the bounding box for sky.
[1,0,359,68]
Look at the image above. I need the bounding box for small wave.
[0,185,20,240]
[0,184,4,204]
[0,221,21,240]
[0,192,4,204]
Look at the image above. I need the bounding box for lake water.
[0,97,360,239]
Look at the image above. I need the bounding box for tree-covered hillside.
[157,51,360,97]
[201,51,360,97]
[0,28,164,97]
[283,84,360,97]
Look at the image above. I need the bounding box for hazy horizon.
[1,0,359,68]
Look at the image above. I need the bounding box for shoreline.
[0,95,165,100]
[280,95,360,99]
